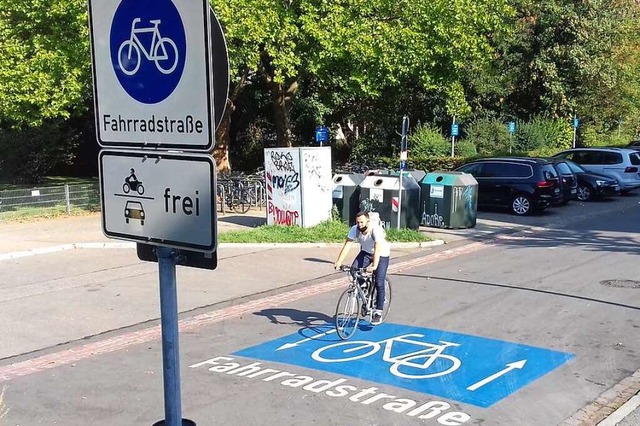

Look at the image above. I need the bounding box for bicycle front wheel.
[334,288,361,340]
[232,197,251,214]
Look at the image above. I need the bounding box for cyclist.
[334,211,390,325]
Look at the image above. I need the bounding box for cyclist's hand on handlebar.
[365,266,375,273]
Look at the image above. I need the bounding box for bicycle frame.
[127,18,166,61]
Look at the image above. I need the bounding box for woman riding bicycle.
[334,211,390,325]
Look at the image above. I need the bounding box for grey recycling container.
[358,174,420,230]
[332,173,364,225]
[420,171,478,229]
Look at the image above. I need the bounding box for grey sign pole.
[397,116,409,230]
[156,246,187,426]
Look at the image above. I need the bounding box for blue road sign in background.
[110,0,186,104]
[235,323,574,408]
[315,126,329,143]
[508,121,516,134]
[451,123,459,136]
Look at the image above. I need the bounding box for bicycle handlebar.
[337,265,372,277]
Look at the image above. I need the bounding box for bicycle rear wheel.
[232,198,251,214]
[335,288,361,340]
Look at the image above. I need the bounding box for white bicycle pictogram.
[117,18,179,76]
[311,333,461,379]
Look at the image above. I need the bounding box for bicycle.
[334,265,391,340]
[311,333,461,379]
[118,18,179,76]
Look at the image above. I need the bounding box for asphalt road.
[0,194,639,425]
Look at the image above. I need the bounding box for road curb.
[0,240,445,261]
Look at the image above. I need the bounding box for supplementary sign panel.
[88,0,213,150]
[99,149,216,252]
[234,323,574,408]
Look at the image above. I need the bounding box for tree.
[212,0,513,168]
[0,0,90,128]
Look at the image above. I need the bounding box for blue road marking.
[234,323,574,407]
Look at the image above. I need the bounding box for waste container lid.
[360,174,420,190]
[332,173,365,186]
[421,171,477,186]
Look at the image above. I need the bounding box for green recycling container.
[358,173,420,229]
[332,173,365,225]
[419,171,478,229]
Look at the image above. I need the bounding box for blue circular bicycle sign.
[109,0,186,104]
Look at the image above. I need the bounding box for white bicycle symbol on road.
[118,18,179,76]
[312,333,461,379]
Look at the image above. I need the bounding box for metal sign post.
[156,246,183,426]
[397,116,409,230]
[450,117,458,158]
[572,115,579,148]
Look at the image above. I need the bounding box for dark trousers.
[351,250,390,309]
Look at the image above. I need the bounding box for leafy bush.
[455,140,478,157]
[580,124,632,148]
[514,115,573,153]
[464,117,511,155]
[409,123,450,157]
[350,134,393,163]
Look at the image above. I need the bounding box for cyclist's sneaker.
[371,310,383,325]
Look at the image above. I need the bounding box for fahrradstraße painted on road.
[232,322,574,408]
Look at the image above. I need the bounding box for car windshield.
[563,160,586,174]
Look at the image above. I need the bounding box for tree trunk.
[211,70,249,173]
[270,81,298,147]
[212,98,235,174]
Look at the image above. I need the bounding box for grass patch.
[218,220,429,243]
[0,206,98,222]
[0,176,97,191]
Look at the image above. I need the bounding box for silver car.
[553,147,640,194]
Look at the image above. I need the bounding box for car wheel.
[576,184,593,201]
[511,195,532,216]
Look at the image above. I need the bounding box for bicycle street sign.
[99,149,217,252]
[234,323,574,408]
[88,0,214,150]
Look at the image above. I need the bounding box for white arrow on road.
[276,329,337,351]
[466,360,527,391]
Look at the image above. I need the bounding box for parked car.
[553,147,640,194]
[455,157,562,215]
[626,140,640,150]
[547,158,578,204]
[561,159,620,201]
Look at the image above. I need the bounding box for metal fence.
[0,175,267,217]
[0,183,101,214]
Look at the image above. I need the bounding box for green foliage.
[514,115,572,153]
[375,155,466,172]
[331,204,341,222]
[455,140,478,157]
[409,123,450,157]
[386,228,428,242]
[349,134,393,163]
[464,117,511,155]
[0,120,79,183]
[0,0,90,127]
[580,125,633,148]
[218,218,427,243]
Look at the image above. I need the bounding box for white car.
[553,147,640,194]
